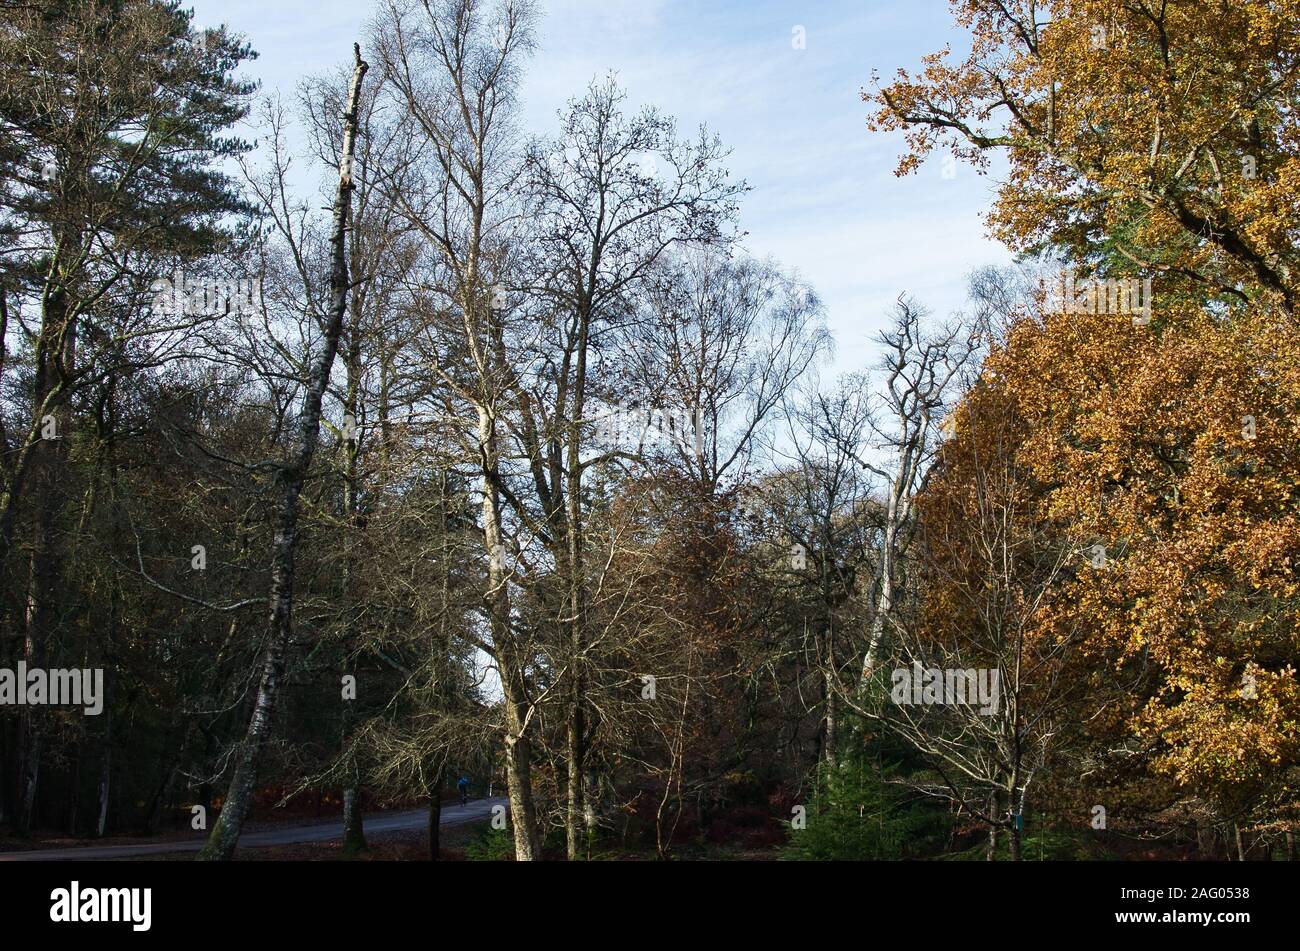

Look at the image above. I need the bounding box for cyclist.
[456,775,470,806]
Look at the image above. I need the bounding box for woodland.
[0,0,1297,862]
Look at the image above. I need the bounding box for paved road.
[0,797,508,861]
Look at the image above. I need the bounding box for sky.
[187,0,1013,375]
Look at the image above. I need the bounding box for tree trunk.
[427,783,442,861]
[16,445,66,834]
[562,501,586,858]
[986,790,999,861]
[65,744,81,835]
[197,44,367,861]
[562,303,591,861]
[339,213,367,860]
[143,757,176,837]
[15,580,44,835]
[479,405,542,861]
[860,427,922,686]
[1008,783,1023,861]
[565,703,583,859]
[10,154,86,836]
[861,545,893,683]
[342,786,366,855]
[582,768,599,847]
[501,662,541,861]
[822,649,837,765]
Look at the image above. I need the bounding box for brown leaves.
[870,0,1300,315]
[923,295,1300,808]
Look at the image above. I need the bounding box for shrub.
[782,758,949,861]
[466,826,515,861]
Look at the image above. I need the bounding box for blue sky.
[189,0,1012,373]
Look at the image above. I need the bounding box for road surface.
[0,797,508,861]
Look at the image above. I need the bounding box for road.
[0,797,508,861]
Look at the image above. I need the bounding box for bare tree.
[516,74,746,858]
[629,248,829,494]
[370,0,547,860]
[762,377,879,766]
[198,44,368,861]
[856,297,976,684]
[299,48,421,856]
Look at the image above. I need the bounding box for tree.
[518,74,746,858]
[370,0,547,860]
[880,347,1084,861]
[0,0,255,834]
[856,298,975,684]
[759,377,878,766]
[197,43,368,861]
[868,0,1300,315]
[629,249,827,495]
[298,47,421,857]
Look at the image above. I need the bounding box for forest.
[1,0,1298,864]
